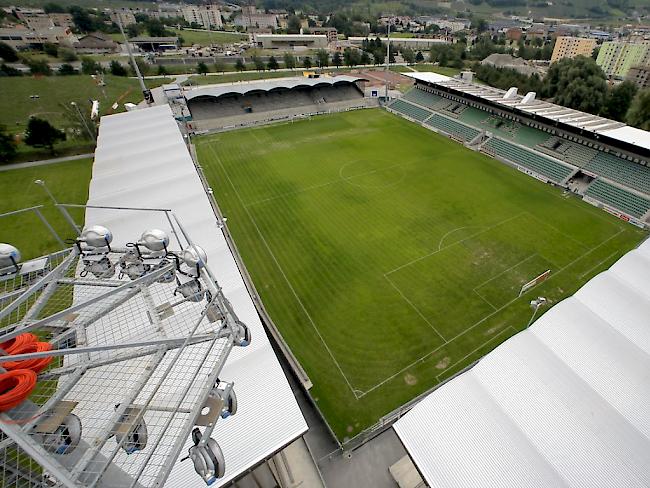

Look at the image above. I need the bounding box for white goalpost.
[519,269,551,297]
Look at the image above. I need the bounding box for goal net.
[519,269,551,297]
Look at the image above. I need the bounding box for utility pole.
[116,13,152,105]
[385,18,391,101]
[71,102,96,142]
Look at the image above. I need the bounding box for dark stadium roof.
[184,75,367,101]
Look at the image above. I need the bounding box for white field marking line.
[473,289,497,311]
[385,212,527,276]
[206,144,361,399]
[244,158,419,208]
[358,227,626,398]
[578,250,619,279]
[472,253,538,293]
[525,212,590,251]
[435,326,517,382]
[437,226,479,251]
[384,275,446,342]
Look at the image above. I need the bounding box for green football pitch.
[196,109,647,441]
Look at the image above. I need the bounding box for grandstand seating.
[389,99,433,122]
[537,136,598,168]
[483,138,575,184]
[585,179,650,219]
[425,113,479,142]
[402,89,449,111]
[585,152,650,196]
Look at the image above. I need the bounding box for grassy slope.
[0,158,93,259]
[0,75,170,135]
[184,68,356,85]
[196,109,646,440]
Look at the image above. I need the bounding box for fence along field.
[196,108,647,441]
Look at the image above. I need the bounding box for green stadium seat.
[388,99,433,122]
[585,152,650,195]
[585,179,650,219]
[425,114,479,142]
[483,137,574,184]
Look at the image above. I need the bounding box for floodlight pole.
[385,18,391,102]
[526,297,547,328]
[117,13,150,105]
[71,101,96,142]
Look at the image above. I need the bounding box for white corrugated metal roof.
[88,104,307,486]
[394,238,650,488]
[404,72,650,152]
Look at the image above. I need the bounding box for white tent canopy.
[88,105,307,487]
[394,238,650,488]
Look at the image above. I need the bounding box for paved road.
[0,153,94,172]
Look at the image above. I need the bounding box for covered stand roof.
[394,237,650,487]
[185,75,367,101]
[405,72,650,153]
[89,104,307,486]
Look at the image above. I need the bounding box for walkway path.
[0,153,93,172]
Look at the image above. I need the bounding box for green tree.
[471,17,488,33]
[197,61,209,75]
[126,23,142,38]
[360,51,371,65]
[131,58,149,76]
[144,19,170,37]
[283,52,296,69]
[69,6,96,33]
[316,49,329,67]
[81,57,102,74]
[110,60,128,76]
[415,51,424,62]
[287,15,301,34]
[157,64,167,75]
[0,64,22,76]
[303,56,312,68]
[213,59,225,73]
[58,63,76,75]
[401,47,415,64]
[543,56,608,114]
[604,81,637,121]
[43,43,58,57]
[235,58,246,71]
[43,2,65,13]
[343,47,359,67]
[58,48,78,62]
[267,56,279,70]
[626,88,650,130]
[24,117,65,153]
[27,59,52,76]
[0,42,18,62]
[0,126,16,163]
[252,55,265,71]
[332,51,342,67]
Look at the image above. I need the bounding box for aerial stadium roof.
[394,237,650,488]
[184,75,367,101]
[404,72,650,153]
[89,104,307,486]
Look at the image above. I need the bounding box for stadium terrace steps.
[425,113,480,142]
[402,88,449,110]
[585,179,650,219]
[585,152,650,196]
[388,99,433,122]
[483,137,575,184]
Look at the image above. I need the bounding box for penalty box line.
[359,228,625,398]
[206,144,362,399]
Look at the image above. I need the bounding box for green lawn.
[0,75,170,162]
[412,63,462,76]
[196,109,647,440]
[0,158,93,259]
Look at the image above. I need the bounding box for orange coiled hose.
[0,369,37,412]
[0,333,38,355]
[4,342,53,374]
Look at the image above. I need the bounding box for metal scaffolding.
[0,204,249,487]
